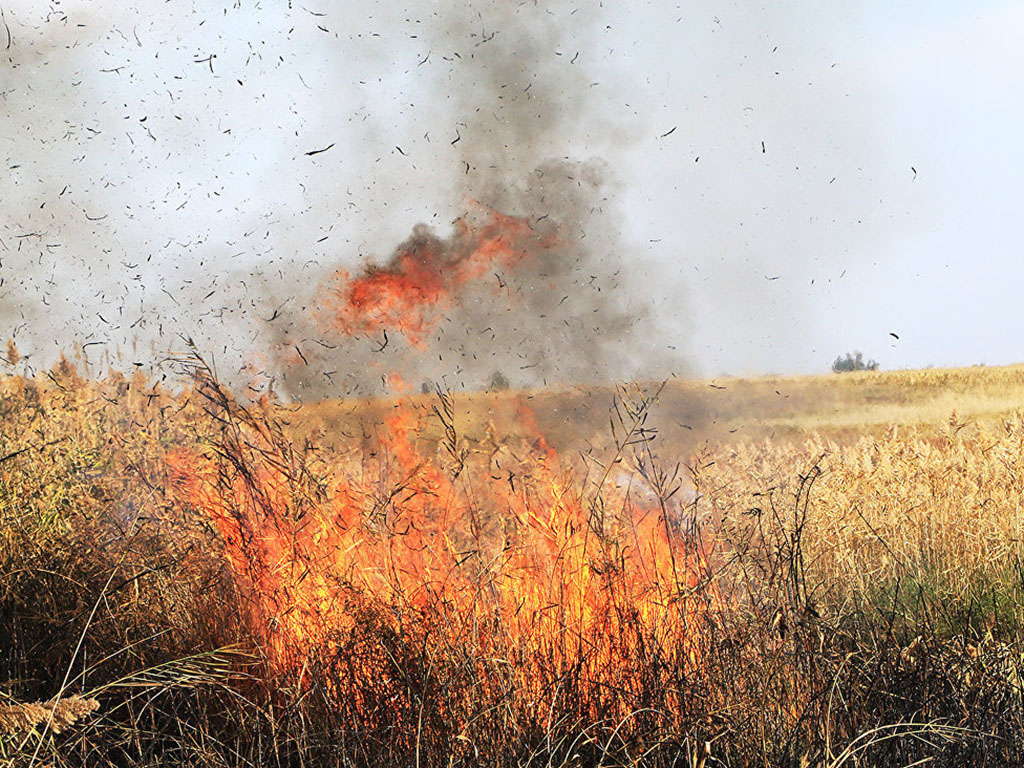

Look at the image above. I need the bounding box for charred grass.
[1,358,1024,766]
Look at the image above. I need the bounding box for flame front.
[168,395,717,728]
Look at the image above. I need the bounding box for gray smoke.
[2,1,901,392]
[0,1,684,395]
[260,1,681,397]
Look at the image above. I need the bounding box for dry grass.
[0,696,99,735]
[298,363,1024,453]
[2,355,1024,765]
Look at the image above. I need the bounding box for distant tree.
[488,370,510,391]
[832,351,879,373]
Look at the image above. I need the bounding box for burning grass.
[2,358,1024,765]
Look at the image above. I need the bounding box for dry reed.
[2,354,1024,765]
[0,696,99,735]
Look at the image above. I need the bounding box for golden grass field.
[301,362,1024,449]
[3,356,1024,767]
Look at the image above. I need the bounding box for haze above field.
[2,0,1021,394]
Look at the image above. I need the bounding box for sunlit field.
[3,354,1024,766]
[4,0,1020,764]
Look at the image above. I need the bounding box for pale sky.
[2,0,1022,390]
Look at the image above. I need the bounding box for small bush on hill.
[833,350,879,373]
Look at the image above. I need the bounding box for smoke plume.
[1,1,686,396]
[262,1,680,397]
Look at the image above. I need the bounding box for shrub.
[833,350,879,373]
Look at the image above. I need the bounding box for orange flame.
[320,206,553,347]
[167,399,717,724]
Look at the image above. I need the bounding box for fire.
[168,388,718,725]
[320,205,554,347]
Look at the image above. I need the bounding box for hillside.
[298,363,1024,455]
